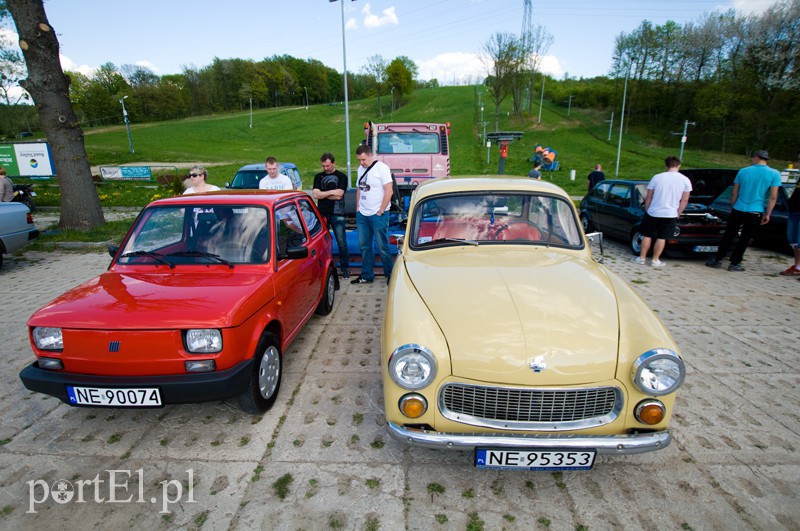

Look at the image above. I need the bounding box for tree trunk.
[7,0,104,230]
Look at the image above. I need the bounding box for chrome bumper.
[387,422,671,455]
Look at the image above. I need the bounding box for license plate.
[67,386,162,407]
[693,245,718,252]
[475,448,596,471]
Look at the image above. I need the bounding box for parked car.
[19,191,338,414]
[382,177,686,470]
[709,182,795,253]
[0,202,39,269]
[679,168,737,205]
[579,179,727,255]
[226,162,302,190]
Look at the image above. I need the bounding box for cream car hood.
[405,249,619,386]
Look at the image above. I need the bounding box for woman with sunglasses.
[183,166,221,194]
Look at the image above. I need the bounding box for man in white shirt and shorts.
[351,144,394,284]
[635,156,691,267]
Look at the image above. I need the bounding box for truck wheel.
[238,332,282,414]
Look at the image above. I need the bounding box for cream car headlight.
[185,329,222,353]
[32,327,63,351]
[389,344,437,390]
[631,348,685,396]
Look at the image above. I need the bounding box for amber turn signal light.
[399,394,427,418]
[635,400,666,425]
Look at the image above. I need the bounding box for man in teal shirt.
[707,150,781,271]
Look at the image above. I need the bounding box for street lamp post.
[331,0,354,186]
[119,95,134,154]
[678,120,696,160]
[304,86,308,110]
[249,97,253,129]
[615,66,630,177]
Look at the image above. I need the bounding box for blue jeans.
[327,214,348,271]
[356,211,393,281]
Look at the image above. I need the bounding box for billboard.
[0,142,56,177]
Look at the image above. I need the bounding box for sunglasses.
[189,173,204,178]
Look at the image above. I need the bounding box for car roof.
[149,190,308,207]
[412,176,573,201]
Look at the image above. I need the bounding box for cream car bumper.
[387,422,671,455]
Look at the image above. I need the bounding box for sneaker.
[651,259,665,267]
[705,259,722,269]
[779,265,800,276]
[351,276,373,284]
[634,257,647,265]
[341,269,350,280]
[728,263,745,272]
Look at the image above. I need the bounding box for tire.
[580,213,594,232]
[315,267,336,315]
[630,227,644,255]
[237,332,282,414]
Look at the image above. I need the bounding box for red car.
[19,191,338,414]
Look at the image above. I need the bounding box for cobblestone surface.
[0,238,798,530]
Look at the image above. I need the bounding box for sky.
[1,0,784,85]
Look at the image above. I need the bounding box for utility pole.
[249,98,252,129]
[675,120,696,160]
[567,95,573,116]
[615,67,630,177]
[538,75,545,124]
[606,111,614,142]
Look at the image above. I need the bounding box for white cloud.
[731,0,781,14]
[345,18,358,30]
[539,55,564,78]
[135,60,160,74]
[59,54,96,76]
[361,3,399,29]
[418,52,484,84]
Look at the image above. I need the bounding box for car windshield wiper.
[418,237,480,247]
[119,250,175,268]
[166,251,234,268]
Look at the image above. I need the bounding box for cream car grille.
[439,383,623,431]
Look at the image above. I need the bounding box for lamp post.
[537,74,545,124]
[615,66,630,177]
[249,97,253,129]
[678,120,696,160]
[119,95,134,154]
[304,86,308,110]
[330,0,354,186]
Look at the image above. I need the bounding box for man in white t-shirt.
[258,157,294,190]
[635,155,691,267]
[352,144,394,284]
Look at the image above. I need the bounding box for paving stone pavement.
[0,239,798,530]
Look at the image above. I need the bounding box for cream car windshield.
[118,205,271,265]
[410,192,582,249]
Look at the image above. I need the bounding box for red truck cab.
[364,121,450,186]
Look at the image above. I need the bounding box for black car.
[580,179,727,255]
[709,182,795,253]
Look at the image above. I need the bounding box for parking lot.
[0,237,798,530]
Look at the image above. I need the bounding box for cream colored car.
[381,177,685,470]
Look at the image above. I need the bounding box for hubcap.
[326,272,335,305]
[257,346,280,399]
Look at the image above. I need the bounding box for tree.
[482,32,524,130]
[361,54,387,116]
[4,0,104,230]
[385,57,414,109]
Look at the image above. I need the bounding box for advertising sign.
[0,142,55,177]
[99,166,152,180]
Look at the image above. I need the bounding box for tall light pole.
[249,97,253,129]
[678,120,696,160]
[537,74,545,124]
[119,95,134,154]
[304,86,308,110]
[615,66,630,177]
[331,0,354,186]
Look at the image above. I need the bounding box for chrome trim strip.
[387,422,671,455]
[439,383,623,431]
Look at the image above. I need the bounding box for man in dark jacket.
[312,152,350,279]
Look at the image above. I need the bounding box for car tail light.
[26,212,34,224]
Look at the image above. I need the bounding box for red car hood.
[28,269,276,330]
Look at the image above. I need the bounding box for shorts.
[640,213,677,240]
[788,212,800,248]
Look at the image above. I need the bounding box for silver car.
[0,202,39,269]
